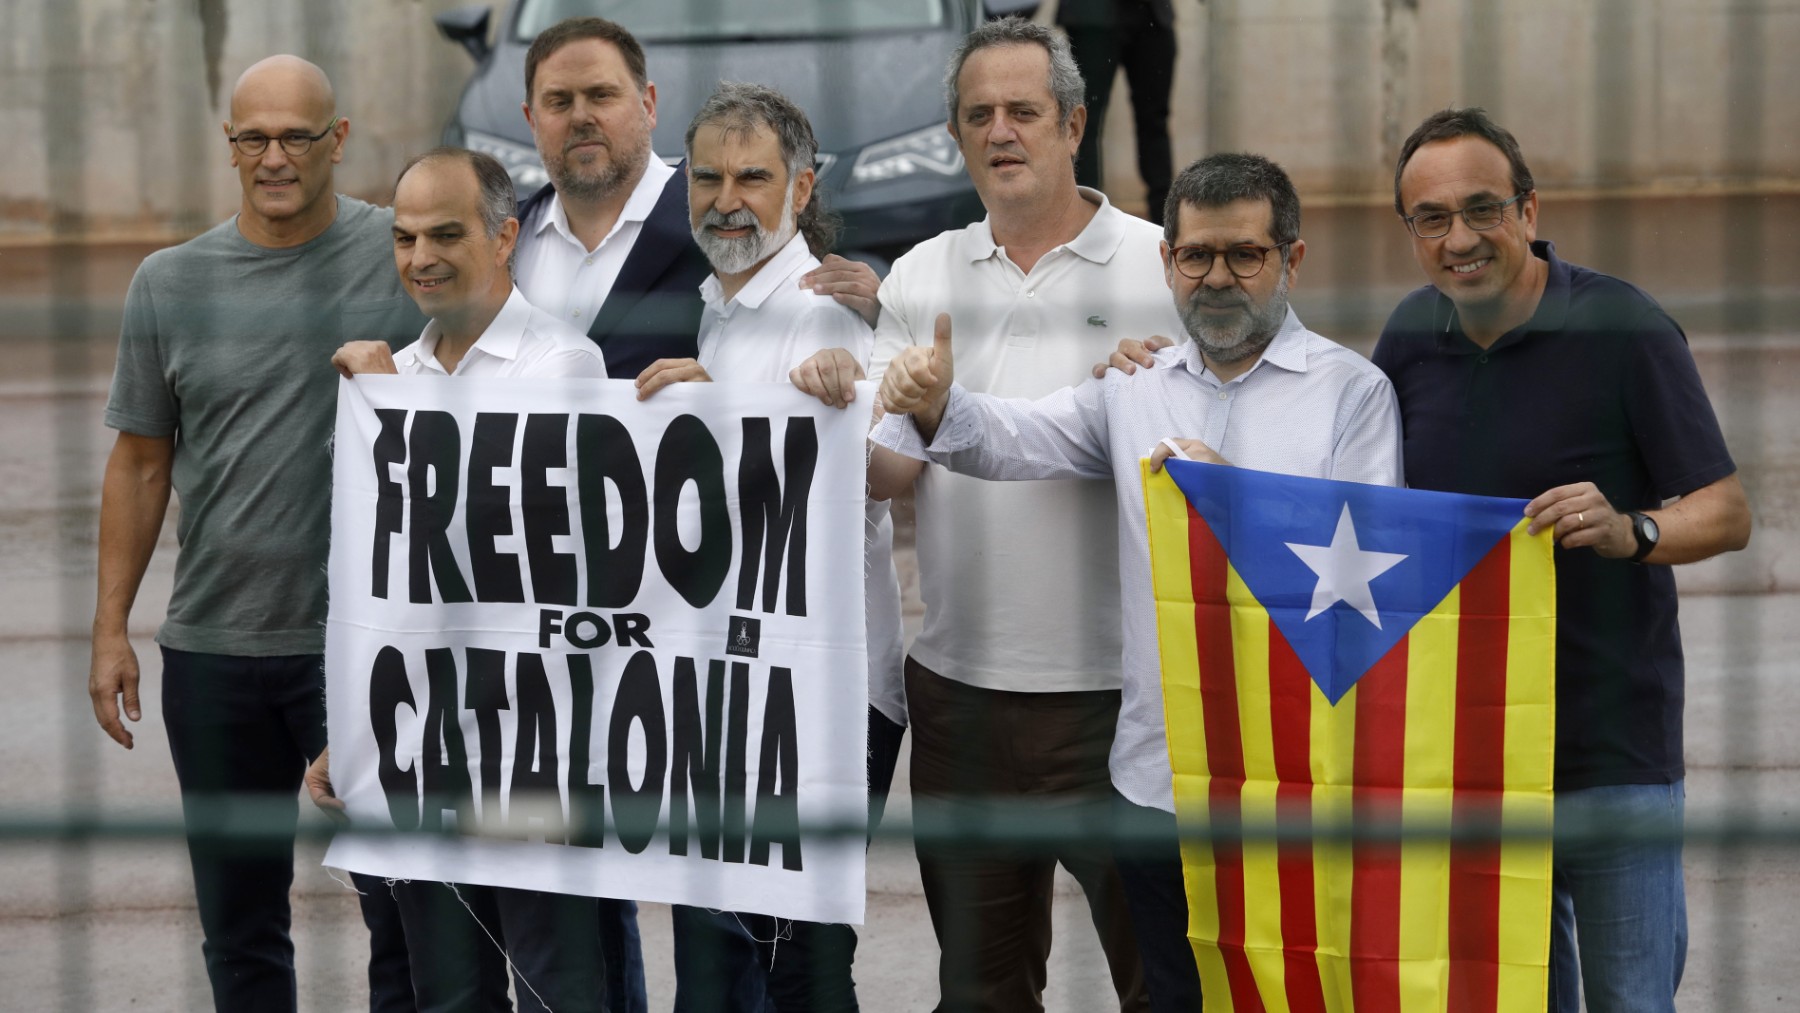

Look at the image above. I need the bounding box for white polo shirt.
[514,155,676,334]
[869,189,1186,694]
[393,286,608,378]
[694,232,906,725]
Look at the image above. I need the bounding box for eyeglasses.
[1401,192,1530,239]
[1168,241,1293,281]
[227,117,340,158]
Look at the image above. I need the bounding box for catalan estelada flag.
[1144,458,1555,1013]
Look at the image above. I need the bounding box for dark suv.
[436,0,1037,264]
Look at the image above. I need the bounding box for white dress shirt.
[869,188,1186,694]
[871,308,1405,811]
[514,156,676,334]
[393,286,608,378]
[692,233,907,725]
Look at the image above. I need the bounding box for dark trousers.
[1065,7,1178,223]
[161,647,413,1013]
[753,706,910,1012]
[392,880,606,1013]
[906,659,1148,1013]
[1110,793,1204,1013]
[355,872,419,1013]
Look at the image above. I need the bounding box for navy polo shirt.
[1372,241,1736,791]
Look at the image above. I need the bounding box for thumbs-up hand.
[878,313,957,440]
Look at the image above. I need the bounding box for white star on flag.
[1286,504,1409,629]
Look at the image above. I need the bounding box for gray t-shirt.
[105,195,426,656]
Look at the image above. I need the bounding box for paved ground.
[2,198,1797,1010]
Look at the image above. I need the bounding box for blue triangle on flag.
[1163,459,1528,704]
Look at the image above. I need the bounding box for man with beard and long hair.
[871,151,1405,1011]
[506,18,883,1012]
[633,82,909,1013]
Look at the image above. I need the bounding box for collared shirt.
[1373,240,1736,791]
[699,232,874,374]
[393,286,608,378]
[869,188,1186,694]
[686,233,903,723]
[871,308,1404,811]
[514,155,676,334]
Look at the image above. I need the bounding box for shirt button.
[1216,390,1230,401]
[570,310,580,318]
[1478,354,1489,364]
[1026,289,1035,298]
[584,256,594,265]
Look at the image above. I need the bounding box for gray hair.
[684,82,839,257]
[1163,153,1301,252]
[943,16,1085,135]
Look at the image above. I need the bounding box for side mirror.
[983,0,1041,19]
[435,5,493,63]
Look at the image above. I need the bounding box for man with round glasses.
[92,55,422,1012]
[873,151,1402,1011]
[1373,107,1751,1013]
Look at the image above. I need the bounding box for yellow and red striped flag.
[1144,459,1555,1013]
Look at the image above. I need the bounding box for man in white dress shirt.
[510,27,880,1005]
[325,147,606,1013]
[851,18,1162,1012]
[874,152,1404,1012]
[511,16,882,379]
[633,82,905,1013]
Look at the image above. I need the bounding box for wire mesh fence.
[4,0,1797,1010]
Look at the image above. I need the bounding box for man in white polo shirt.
[634,81,904,1013]
[856,16,1175,1012]
[324,147,605,1013]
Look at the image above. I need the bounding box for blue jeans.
[1549,781,1687,1013]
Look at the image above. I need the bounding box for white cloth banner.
[323,376,872,924]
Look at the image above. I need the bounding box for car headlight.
[464,130,551,192]
[849,125,964,186]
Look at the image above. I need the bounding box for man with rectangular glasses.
[91,55,422,1012]
[1372,107,1751,1013]
[874,151,1402,1012]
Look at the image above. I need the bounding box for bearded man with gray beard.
[631,82,909,1013]
[870,152,1405,1010]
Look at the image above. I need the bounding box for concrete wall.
[2,0,1796,239]
[1086,0,1800,210]
[2,0,488,239]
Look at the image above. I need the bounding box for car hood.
[461,28,955,159]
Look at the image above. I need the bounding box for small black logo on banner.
[726,616,761,658]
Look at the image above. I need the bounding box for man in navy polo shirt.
[1373,107,1752,1013]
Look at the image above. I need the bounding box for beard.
[545,119,651,202]
[1179,273,1291,365]
[691,181,798,276]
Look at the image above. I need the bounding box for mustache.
[700,207,761,232]
[1187,288,1250,310]
[562,126,608,154]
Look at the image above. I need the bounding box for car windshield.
[514,0,948,43]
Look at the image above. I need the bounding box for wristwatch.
[1628,511,1660,563]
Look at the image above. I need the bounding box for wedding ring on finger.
[1577,512,1585,526]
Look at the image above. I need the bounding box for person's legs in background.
[1116,4,1177,224]
[1064,23,1122,197]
